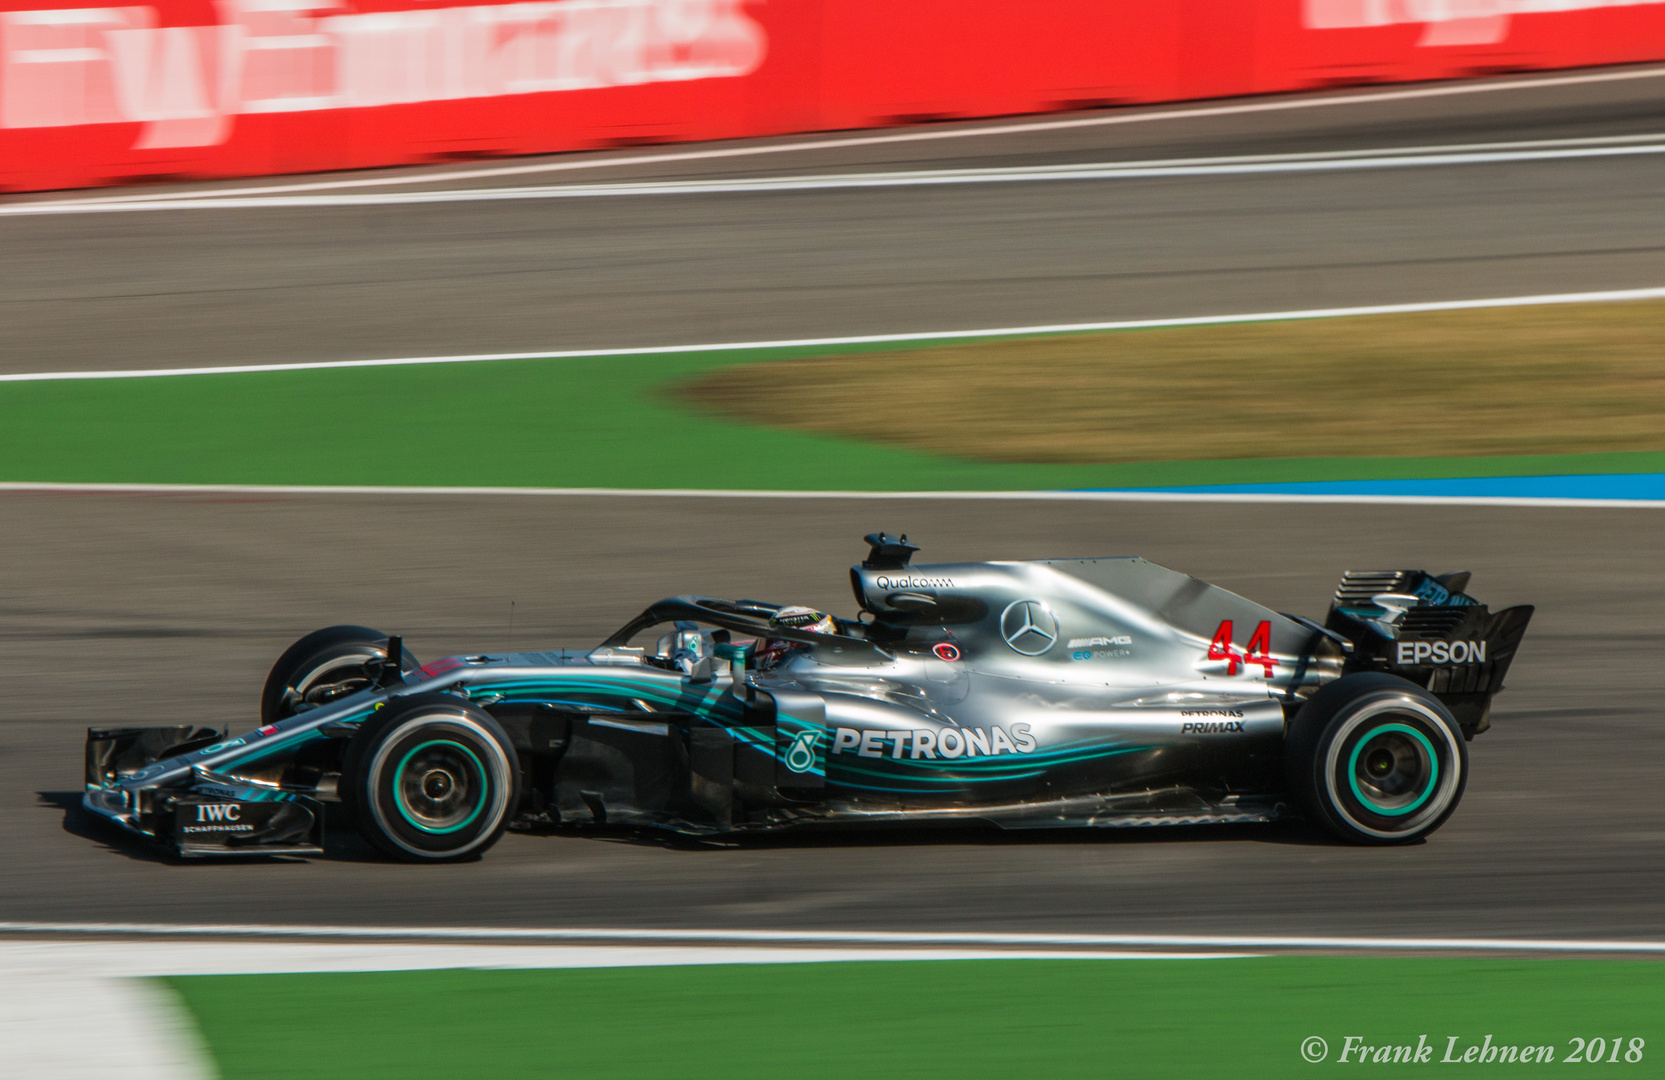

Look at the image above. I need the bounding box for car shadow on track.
[41,790,1367,865]
[40,789,185,864]
[556,817,1355,852]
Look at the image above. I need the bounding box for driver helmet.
[769,605,840,636]
[754,606,840,669]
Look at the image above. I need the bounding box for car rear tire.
[1285,673,1468,845]
[340,693,519,862]
[260,625,420,726]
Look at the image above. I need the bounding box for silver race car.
[82,533,1532,861]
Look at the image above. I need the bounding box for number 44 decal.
[1208,620,1277,678]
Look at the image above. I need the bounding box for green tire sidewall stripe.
[1346,721,1439,818]
[392,739,488,835]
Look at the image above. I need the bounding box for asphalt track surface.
[2,491,1661,938]
[3,67,1665,373]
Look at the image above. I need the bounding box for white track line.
[0,482,1661,508]
[5,284,1664,384]
[18,62,1665,207]
[0,941,1235,977]
[9,135,1665,217]
[4,922,1664,954]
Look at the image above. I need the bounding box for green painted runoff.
[167,957,1665,1080]
[2,343,1661,489]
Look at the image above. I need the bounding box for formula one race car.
[82,533,1532,861]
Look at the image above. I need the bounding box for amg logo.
[1396,640,1487,665]
[1181,721,1245,734]
[195,803,241,822]
[1068,636,1132,648]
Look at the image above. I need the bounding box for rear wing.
[1324,570,1533,739]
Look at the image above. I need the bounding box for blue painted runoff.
[1097,473,1665,500]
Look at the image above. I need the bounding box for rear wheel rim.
[283,652,377,716]
[1347,722,1438,816]
[1323,696,1462,839]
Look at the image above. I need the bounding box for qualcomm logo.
[784,731,820,773]
[1000,600,1058,656]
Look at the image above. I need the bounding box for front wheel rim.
[364,713,512,859]
[393,740,486,834]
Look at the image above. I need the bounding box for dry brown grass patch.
[677,301,1665,463]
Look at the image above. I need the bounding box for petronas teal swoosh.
[469,677,743,718]
[830,744,1155,790]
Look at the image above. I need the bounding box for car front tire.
[340,693,519,863]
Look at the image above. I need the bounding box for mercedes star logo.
[1000,600,1058,655]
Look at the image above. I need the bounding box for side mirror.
[659,620,710,669]
[714,641,753,673]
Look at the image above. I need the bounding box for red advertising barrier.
[3,0,1664,192]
